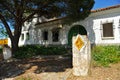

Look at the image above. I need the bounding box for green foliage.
[65,0,95,23]
[14,45,36,59]
[14,45,69,59]
[38,45,68,55]
[92,45,120,67]
[0,0,95,24]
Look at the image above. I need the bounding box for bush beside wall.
[14,45,120,67]
[14,45,69,59]
[92,45,120,67]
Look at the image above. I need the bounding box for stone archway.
[68,25,87,46]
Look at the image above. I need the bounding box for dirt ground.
[0,55,120,80]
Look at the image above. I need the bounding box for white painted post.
[72,34,91,76]
[3,45,12,60]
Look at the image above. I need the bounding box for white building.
[8,5,120,46]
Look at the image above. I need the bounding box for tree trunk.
[11,37,19,54]
[11,15,23,54]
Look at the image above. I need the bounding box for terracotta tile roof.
[91,4,120,13]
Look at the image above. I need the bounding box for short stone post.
[72,34,91,76]
[3,45,12,60]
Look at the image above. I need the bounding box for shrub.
[14,45,69,59]
[92,45,120,67]
[14,45,36,59]
[37,45,68,55]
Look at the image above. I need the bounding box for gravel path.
[0,56,120,80]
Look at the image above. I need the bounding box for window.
[102,23,114,37]
[43,31,48,40]
[52,28,59,42]
[21,33,24,41]
[26,33,30,40]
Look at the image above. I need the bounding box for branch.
[23,12,36,22]
[0,3,17,19]
[0,13,13,40]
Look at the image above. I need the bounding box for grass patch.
[92,45,120,67]
[14,45,69,59]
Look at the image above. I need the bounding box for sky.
[92,0,120,10]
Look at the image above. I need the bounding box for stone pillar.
[3,45,12,60]
[72,34,91,76]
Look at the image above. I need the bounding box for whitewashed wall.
[65,7,120,45]
[91,7,120,45]
[8,7,120,47]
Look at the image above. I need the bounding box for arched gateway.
[68,25,87,45]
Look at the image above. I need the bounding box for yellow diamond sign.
[75,35,84,51]
[0,39,8,45]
